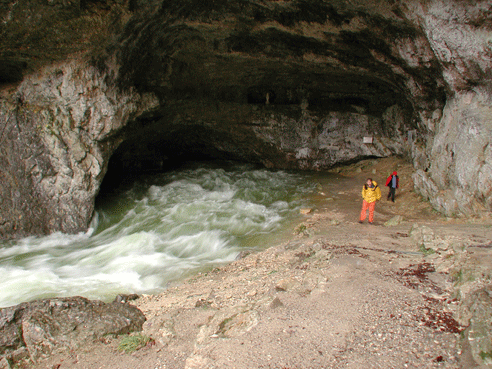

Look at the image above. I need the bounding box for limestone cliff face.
[0,60,158,237]
[406,1,492,216]
[0,0,491,237]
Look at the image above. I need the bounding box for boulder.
[0,296,145,363]
[409,223,451,252]
[384,215,404,227]
[458,285,492,366]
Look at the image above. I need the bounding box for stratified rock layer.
[0,0,491,237]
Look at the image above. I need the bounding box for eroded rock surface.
[0,296,145,364]
[0,61,158,237]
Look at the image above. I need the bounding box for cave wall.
[0,60,158,237]
[406,0,492,217]
[0,0,491,237]
[413,89,492,217]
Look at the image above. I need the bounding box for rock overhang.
[105,1,440,175]
[116,4,443,108]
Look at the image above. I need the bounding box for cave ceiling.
[93,0,446,173]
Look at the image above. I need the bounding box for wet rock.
[0,61,159,238]
[113,294,140,303]
[235,250,252,260]
[0,297,145,363]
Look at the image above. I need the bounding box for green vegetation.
[418,244,435,256]
[452,268,476,286]
[216,314,238,336]
[294,223,307,235]
[453,269,464,284]
[479,351,492,363]
[117,334,152,353]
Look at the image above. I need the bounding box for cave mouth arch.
[96,85,418,205]
[96,121,263,202]
[102,5,432,201]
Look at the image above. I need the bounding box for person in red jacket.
[385,171,399,202]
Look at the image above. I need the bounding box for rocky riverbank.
[3,157,492,369]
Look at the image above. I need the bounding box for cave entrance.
[97,102,418,203]
[96,69,421,204]
[96,119,262,202]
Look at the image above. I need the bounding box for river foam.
[0,162,316,307]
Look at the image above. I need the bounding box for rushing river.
[0,161,319,308]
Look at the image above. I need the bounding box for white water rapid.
[0,162,317,307]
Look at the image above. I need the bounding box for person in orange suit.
[359,178,381,224]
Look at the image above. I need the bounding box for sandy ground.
[33,157,492,369]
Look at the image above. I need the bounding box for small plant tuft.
[453,269,464,284]
[117,334,152,353]
[419,244,435,256]
[294,223,307,235]
[479,351,492,363]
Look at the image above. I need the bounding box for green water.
[0,161,321,307]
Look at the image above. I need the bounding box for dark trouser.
[387,187,396,202]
